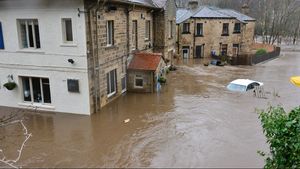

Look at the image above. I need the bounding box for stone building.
[85,0,176,114]
[127,52,165,93]
[176,1,256,59]
[0,0,176,115]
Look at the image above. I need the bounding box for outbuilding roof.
[176,6,256,24]
[128,53,162,71]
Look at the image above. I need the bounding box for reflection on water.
[1,51,300,168]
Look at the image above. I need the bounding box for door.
[221,44,228,56]
[182,48,189,59]
[195,45,202,58]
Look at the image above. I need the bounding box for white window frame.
[17,19,40,49]
[121,76,127,93]
[132,20,138,50]
[169,20,173,38]
[107,69,117,98]
[134,75,144,88]
[106,20,114,46]
[145,20,150,40]
[196,23,203,36]
[62,18,74,43]
[21,77,51,104]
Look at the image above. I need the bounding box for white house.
[0,0,91,115]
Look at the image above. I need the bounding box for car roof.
[230,79,260,86]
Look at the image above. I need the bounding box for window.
[107,69,117,97]
[234,23,241,33]
[121,76,126,93]
[0,22,4,49]
[132,20,138,50]
[62,18,73,42]
[134,75,143,88]
[182,23,190,33]
[222,23,229,35]
[18,19,40,49]
[169,20,173,38]
[67,79,79,93]
[196,23,203,36]
[107,20,114,46]
[22,77,51,104]
[145,20,150,40]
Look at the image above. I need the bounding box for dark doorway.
[195,45,203,58]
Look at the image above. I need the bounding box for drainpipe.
[86,2,98,113]
[193,18,196,58]
[177,24,180,55]
[94,0,101,113]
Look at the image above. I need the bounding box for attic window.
[67,79,79,93]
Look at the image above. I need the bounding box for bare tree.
[0,112,32,168]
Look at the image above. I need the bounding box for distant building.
[0,0,176,115]
[176,1,256,59]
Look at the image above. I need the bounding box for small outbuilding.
[127,52,166,93]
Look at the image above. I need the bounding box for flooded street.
[1,50,300,168]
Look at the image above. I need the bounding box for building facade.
[0,0,176,115]
[0,0,91,115]
[176,2,256,59]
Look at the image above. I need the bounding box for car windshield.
[227,83,247,92]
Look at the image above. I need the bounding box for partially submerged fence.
[231,47,281,65]
[251,47,281,64]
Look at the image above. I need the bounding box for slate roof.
[128,53,162,71]
[176,6,256,24]
[116,0,167,9]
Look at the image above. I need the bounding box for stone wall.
[127,70,153,93]
[84,1,159,112]
[153,0,177,64]
[177,18,255,59]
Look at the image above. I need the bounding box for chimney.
[188,0,199,10]
[241,3,250,15]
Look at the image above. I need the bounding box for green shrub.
[158,76,166,84]
[258,106,300,169]
[256,48,268,55]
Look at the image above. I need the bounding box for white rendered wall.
[0,0,91,115]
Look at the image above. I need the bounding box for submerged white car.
[227,79,263,92]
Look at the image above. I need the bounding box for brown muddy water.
[1,51,300,168]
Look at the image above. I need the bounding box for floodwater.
[1,50,300,168]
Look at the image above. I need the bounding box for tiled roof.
[176,6,256,24]
[128,52,162,71]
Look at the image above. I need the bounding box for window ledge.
[107,92,116,98]
[221,34,229,36]
[182,32,191,34]
[105,45,117,49]
[195,35,204,37]
[17,49,45,54]
[233,31,241,34]
[18,102,55,110]
[134,86,143,89]
[60,43,77,47]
